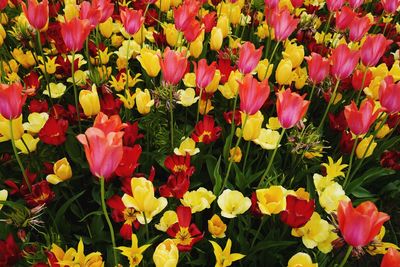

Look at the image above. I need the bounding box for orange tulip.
[93,112,126,134]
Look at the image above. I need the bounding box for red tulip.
[0,234,20,266]
[335,7,356,31]
[290,0,303,8]
[183,19,203,42]
[202,12,216,33]
[338,200,390,247]
[174,0,200,32]
[349,0,364,8]
[344,99,379,135]
[361,34,393,67]
[21,0,49,30]
[326,0,345,11]
[381,0,400,14]
[159,47,188,86]
[380,150,400,171]
[159,173,190,199]
[276,88,310,129]
[237,42,263,74]
[379,76,400,114]
[0,0,8,10]
[79,1,101,27]
[77,127,124,180]
[264,0,279,9]
[191,115,222,144]
[164,153,194,176]
[352,69,372,91]
[349,16,371,42]
[238,74,270,115]
[280,195,315,228]
[305,52,330,84]
[60,17,92,52]
[194,59,217,90]
[24,180,55,207]
[381,248,400,267]
[330,44,359,80]
[271,8,299,41]
[92,0,114,23]
[120,8,144,35]
[0,83,27,119]
[123,121,144,146]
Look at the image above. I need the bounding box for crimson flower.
[335,6,355,30]
[191,115,222,144]
[280,195,315,228]
[38,117,68,146]
[159,174,190,199]
[123,121,144,146]
[164,154,194,177]
[24,181,55,207]
[79,1,102,27]
[381,248,400,267]
[349,16,372,42]
[173,0,200,32]
[0,234,20,266]
[352,69,373,91]
[344,100,379,135]
[115,145,142,178]
[380,150,400,171]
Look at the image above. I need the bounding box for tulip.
[15,133,40,154]
[217,189,251,218]
[288,253,317,267]
[46,158,73,184]
[0,189,7,210]
[349,0,364,8]
[99,18,113,38]
[121,9,144,35]
[0,0,7,10]
[280,195,315,228]
[271,8,299,41]
[349,16,371,42]
[79,84,101,117]
[22,0,49,31]
[191,115,222,144]
[93,0,114,23]
[305,53,330,84]
[237,42,263,74]
[291,0,304,8]
[181,187,216,213]
[275,59,293,85]
[173,0,200,32]
[93,112,126,134]
[208,214,227,238]
[0,83,27,120]
[210,239,245,267]
[337,200,390,247]
[381,248,400,267]
[183,19,202,43]
[210,27,223,51]
[159,47,188,85]
[239,111,264,141]
[330,44,359,80]
[352,69,373,91]
[137,48,161,77]
[60,17,92,52]
[237,75,269,116]
[379,76,400,114]
[276,89,310,129]
[356,135,377,159]
[190,37,203,58]
[77,127,124,180]
[344,100,379,135]
[326,0,345,11]
[135,88,154,115]
[79,1,101,27]
[205,70,221,94]
[256,185,287,215]
[153,239,179,267]
[282,42,304,69]
[381,0,400,14]
[361,34,393,67]
[335,7,356,31]
[194,59,217,90]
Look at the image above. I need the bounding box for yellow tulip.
[356,135,377,159]
[253,128,281,150]
[164,24,180,47]
[137,48,161,77]
[135,88,154,115]
[276,59,293,85]
[44,83,67,98]
[46,158,73,185]
[266,117,281,130]
[79,84,101,117]
[183,73,196,87]
[111,34,124,47]
[217,189,251,218]
[0,115,24,142]
[170,0,182,7]
[156,0,171,12]
[229,147,242,163]
[237,111,264,141]
[293,67,308,89]
[117,89,136,109]
[99,18,114,38]
[199,98,214,115]
[11,48,35,69]
[256,185,287,215]
[375,122,391,139]
[282,41,304,69]
[318,182,349,213]
[23,112,49,134]
[153,239,179,267]
[218,70,243,99]
[15,133,40,154]
[64,2,79,21]
[208,214,227,238]
[190,37,203,58]
[177,88,199,107]
[288,252,317,267]
[216,15,230,38]
[210,27,223,51]
[257,59,274,81]
[67,70,87,85]
[181,187,216,213]
[0,189,8,210]
[174,137,200,156]
[155,211,178,232]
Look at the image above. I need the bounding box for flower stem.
[338,246,353,267]
[263,41,280,80]
[308,83,316,101]
[9,119,31,193]
[258,128,286,188]
[36,31,54,107]
[71,51,82,133]
[343,135,359,189]
[196,88,203,124]
[100,176,118,266]
[169,85,174,151]
[355,66,369,105]
[242,141,251,172]
[143,212,149,241]
[317,79,340,133]
[250,216,266,248]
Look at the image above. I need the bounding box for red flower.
[349,0,363,8]
[194,59,216,90]
[305,52,330,84]
[250,192,263,217]
[202,12,216,33]
[166,206,203,251]
[330,44,359,80]
[0,83,27,119]
[21,0,48,30]
[115,145,142,178]
[0,0,7,10]
[159,47,188,86]
[38,117,68,146]
[217,57,236,84]
[380,150,400,171]
[326,0,345,11]
[191,115,222,144]
[271,8,299,41]
[276,88,310,129]
[338,200,390,247]
[379,76,400,114]
[335,6,356,31]
[183,19,203,42]
[100,93,122,116]
[223,110,242,126]
[381,247,400,267]
[164,154,194,176]
[23,71,40,93]
[339,130,359,154]
[238,74,270,115]
[121,8,144,35]
[60,17,92,52]
[237,42,263,75]
[107,194,140,240]
[280,195,315,228]
[381,0,400,14]
[93,112,126,134]
[344,99,379,135]
[361,34,392,67]
[173,0,200,32]
[352,69,373,91]
[79,1,102,27]
[24,181,55,207]
[0,234,20,266]
[92,0,114,23]
[328,110,348,132]
[159,174,190,199]
[349,16,372,42]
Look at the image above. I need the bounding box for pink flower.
[21,0,49,30]
[92,0,114,23]
[379,76,400,114]
[238,74,270,115]
[326,0,345,11]
[159,47,188,86]
[271,8,299,41]
[79,1,101,27]
[330,44,359,80]
[344,99,379,135]
[120,8,144,35]
[349,16,372,42]
[360,34,393,67]
[305,52,330,84]
[381,0,400,14]
[237,42,263,74]
[349,0,364,8]
[194,59,216,90]
[335,6,356,31]
[60,17,92,52]
[174,0,200,31]
[276,88,310,129]
[0,83,27,119]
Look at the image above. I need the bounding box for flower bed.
[0,0,400,266]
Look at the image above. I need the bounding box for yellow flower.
[210,27,223,51]
[217,189,251,218]
[111,34,124,47]
[67,70,88,85]
[208,214,227,238]
[163,24,180,47]
[110,75,126,92]
[229,147,242,163]
[181,187,216,213]
[319,182,349,213]
[199,98,214,115]
[276,59,293,85]
[92,48,112,65]
[137,48,161,77]
[183,73,196,87]
[155,211,178,232]
[135,88,154,115]
[117,233,151,267]
[0,189,8,210]
[282,41,304,69]
[46,158,73,185]
[79,85,101,117]
[257,59,274,81]
[375,122,391,139]
[0,115,24,142]
[288,252,317,267]
[317,225,338,253]
[313,173,334,194]
[174,137,200,156]
[356,135,377,159]
[237,111,264,141]
[177,88,199,107]
[256,185,287,215]
[190,36,203,58]
[44,83,67,98]
[153,239,179,267]
[210,239,245,267]
[23,112,49,134]
[156,0,171,12]
[51,238,104,267]
[205,70,221,94]
[99,17,114,38]
[11,48,35,68]
[122,177,168,224]
[117,89,136,109]
[367,226,400,255]
[38,56,59,74]
[322,157,348,179]
[218,71,242,99]
[15,133,39,154]
[216,15,230,38]
[253,128,281,150]
[266,117,281,130]
[293,66,308,89]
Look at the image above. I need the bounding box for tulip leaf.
[212,156,223,195]
[78,210,103,222]
[54,190,85,225]
[223,133,234,162]
[350,186,376,198]
[347,167,395,193]
[65,133,83,164]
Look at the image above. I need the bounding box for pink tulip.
[305,52,330,84]
[21,0,49,30]
[330,44,359,80]
[92,0,114,23]
[349,0,364,8]
[237,42,263,75]
[360,34,393,67]
[79,1,102,27]
[335,7,356,31]
[239,74,270,115]
[326,0,345,11]
[0,83,27,119]
[159,47,188,86]
[121,9,144,35]
[276,88,310,129]
[194,59,217,90]
[349,16,372,42]
[271,8,299,41]
[379,76,400,114]
[381,0,400,14]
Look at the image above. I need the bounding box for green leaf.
[212,156,223,195]
[347,167,395,193]
[350,186,376,198]
[65,133,83,164]
[54,190,86,225]
[233,164,246,191]
[223,134,233,163]
[79,211,103,222]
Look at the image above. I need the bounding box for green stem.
[143,212,149,241]
[169,85,174,151]
[9,119,31,193]
[343,135,359,189]
[196,88,203,124]
[258,128,286,188]
[100,176,118,266]
[321,12,333,47]
[338,246,352,267]
[308,83,316,101]
[227,93,239,156]
[36,31,54,106]
[317,79,340,133]
[355,66,368,105]
[250,216,266,248]
[71,52,82,133]
[263,41,280,80]
[242,141,251,172]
